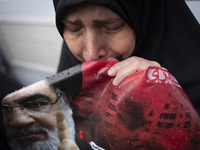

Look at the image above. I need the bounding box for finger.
[56,111,79,150]
[149,60,161,67]
[161,67,168,70]
[108,59,130,76]
[59,139,80,150]
[56,111,71,141]
[110,57,161,86]
[112,66,138,86]
[112,59,153,85]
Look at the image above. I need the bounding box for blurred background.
[0,0,199,86]
[0,0,62,86]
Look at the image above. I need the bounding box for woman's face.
[62,4,136,62]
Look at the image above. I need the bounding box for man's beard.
[7,126,60,150]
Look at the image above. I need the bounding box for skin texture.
[62,3,161,86]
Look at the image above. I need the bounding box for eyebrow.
[62,18,123,26]
[93,18,123,25]
[24,94,51,102]
[62,19,82,25]
[3,94,51,105]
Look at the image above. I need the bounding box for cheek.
[33,112,57,130]
[123,39,135,59]
[64,34,84,61]
[111,30,136,59]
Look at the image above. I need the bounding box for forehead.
[63,3,119,21]
[3,80,56,104]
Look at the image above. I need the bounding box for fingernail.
[112,78,118,86]
[108,68,115,76]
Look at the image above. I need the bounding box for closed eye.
[103,22,126,31]
[62,20,83,35]
[64,24,82,33]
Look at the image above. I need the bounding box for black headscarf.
[53,0,200,112]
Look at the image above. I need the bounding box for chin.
[9,132,59,150]
[10,140,42,150]
[8,127,59,150]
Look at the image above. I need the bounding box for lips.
[15,133,42,141]
[8,132,46,147]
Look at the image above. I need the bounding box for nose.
[8,108,35,127]
[84,29,107,61]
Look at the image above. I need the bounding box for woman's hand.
[107,56,161,86]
